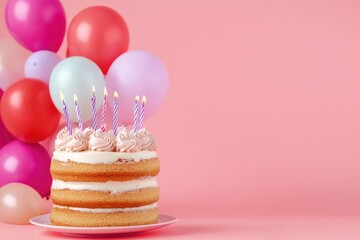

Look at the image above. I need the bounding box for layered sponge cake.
[50,127,160,227]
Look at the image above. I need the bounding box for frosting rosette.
[116,128,141,152]
[55,127,72,151]
[136,128,157,151]
[89,130,116,152]
[64,129,88,152]
[82,127,94,140]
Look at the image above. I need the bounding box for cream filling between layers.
[53,203,157,213]
[52,150,157,164]
[51,177,158,194]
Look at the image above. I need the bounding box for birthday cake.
[49,126,160,227]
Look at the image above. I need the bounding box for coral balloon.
[106,50,169,125]
[0,39,31,90]
[5,0,66,52]
[1,79,60,143]
[0,141,52,197]
[0,183,44,224]
[25,51,61,83]
[0,89,14,148]
[67,6,129,73]
[49,57,105,122]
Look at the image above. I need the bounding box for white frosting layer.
[52,150,157,164]
[53,203,157,213]
[51,177,158,194]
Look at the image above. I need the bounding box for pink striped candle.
[133,95,140,133]
[113,91,119,136]
[74,94,83,130]
[101,87,108,132]
[91,85,97,130]
[60,92,72,135]
[139,95,146,130]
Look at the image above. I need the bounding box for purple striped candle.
[133,95,140,133]
[101,87,108,132]
[91,85,97,130]
[60,92,72,135]
[74,94,83,130]
[113,91,119,136]
[139,95,146,130]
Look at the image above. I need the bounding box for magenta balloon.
[0,89,15,148]
[5,0,66,52]
[25,51,61,83]
[0,141,52,197]
[106,50,169,125]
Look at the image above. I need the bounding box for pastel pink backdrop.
[1,0,360,219]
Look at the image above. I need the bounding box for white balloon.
[49,57,105,122]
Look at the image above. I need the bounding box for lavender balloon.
[106,50,169,125]
[0,141,52,197]
[0,89,14,148]
[25,51,61,83]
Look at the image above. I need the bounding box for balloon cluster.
[0,0,168,225]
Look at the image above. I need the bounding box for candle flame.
[60,91,65,101]
[142,95,147,104]
[74,94,78,102]
[135,95,140,101]
[114,91,118,98]
[92,85,96,95]
[104,87,108,97]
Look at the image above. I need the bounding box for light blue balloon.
[49,57,105,122]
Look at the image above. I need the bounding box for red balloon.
[0,89,15,147]
[0,79,60,143]
[67,6,129,74]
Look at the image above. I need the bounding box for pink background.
[2,0,360,239]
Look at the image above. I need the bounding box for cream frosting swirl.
[55,126,157,153]
[55,127,72,151]
[89,130,116,152]
[82,127,94,140]
[136,128,157,151]
[116,128,141,152]
[64,129,88,152]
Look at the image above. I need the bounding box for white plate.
[30,214,178,237]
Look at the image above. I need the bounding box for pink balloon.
[5,0,66,52]
[106,50,169,125]
[0,183,44,224]
[0,39,31,90]
[25,51,62,83]
[0,141,52,197]
[0,89,15,148]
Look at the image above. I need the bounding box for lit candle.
[101,87,108,132]
[139,95,146,130]
[133,95,140,133]
[60,91,72,135]
[113,91,119,136]
[91,85,97,130]
[74,94,83,130]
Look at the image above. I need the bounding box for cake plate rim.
[29,213,178,236]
